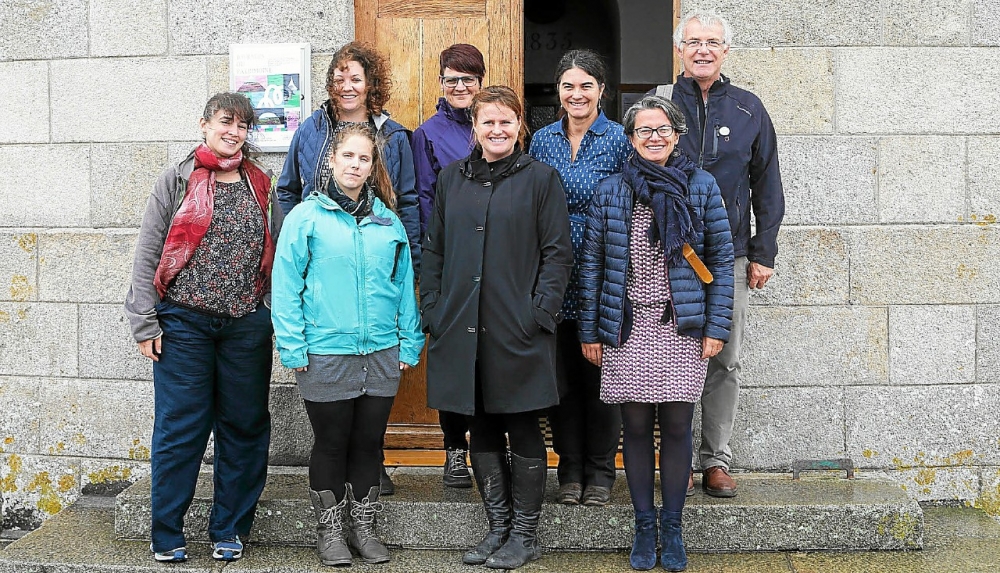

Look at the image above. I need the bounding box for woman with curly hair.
[276,41,420,496]
[277,40,420,277]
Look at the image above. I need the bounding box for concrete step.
[114,467,923,552]
[3,498,999,573]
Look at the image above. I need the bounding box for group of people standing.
[125,8,783,572]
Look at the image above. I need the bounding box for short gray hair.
[622,95,688,137]
[672,10,733,48]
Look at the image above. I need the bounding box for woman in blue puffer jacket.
[271,123,423,567]
[276,41,421,275]
[578,95,734,572]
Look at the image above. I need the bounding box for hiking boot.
[346,483,390,564]
[309,488,352,566]
[443,448,473,488]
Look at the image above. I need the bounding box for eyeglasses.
[681,39,726,51]
[633,125,676,139]
[441,75,480,88]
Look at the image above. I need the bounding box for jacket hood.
[372,111,410,137]
[436,97,473,125]
[460,144,532,182]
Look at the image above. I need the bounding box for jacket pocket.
[532,305,556,334]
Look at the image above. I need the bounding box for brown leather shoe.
[581,485,611,506]
[686,469,695,497]
[703,466,737,498]
[557,482,583,505]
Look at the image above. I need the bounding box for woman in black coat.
[421,85,572,569]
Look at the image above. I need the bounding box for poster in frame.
[230,43,311,153]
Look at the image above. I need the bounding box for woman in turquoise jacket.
[271,123,423,567]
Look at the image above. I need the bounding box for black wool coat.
[420,147,573,415]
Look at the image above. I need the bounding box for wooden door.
[355,0,523,450]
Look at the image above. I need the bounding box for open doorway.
[523,0,674,134]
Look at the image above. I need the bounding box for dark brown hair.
[329,123,396,210]
[470,85,529,149]
[202,92,258,154]
[326,41,393,117]
[439,43,486,78]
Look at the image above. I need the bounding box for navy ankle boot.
[629,509,658,570]
[659,509,687,571]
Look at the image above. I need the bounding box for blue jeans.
[150,301,272,552]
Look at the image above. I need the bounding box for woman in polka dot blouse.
[528,49,631,508]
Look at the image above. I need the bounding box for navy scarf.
[623,150,701,267]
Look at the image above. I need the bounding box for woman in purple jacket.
[411,43,485,489]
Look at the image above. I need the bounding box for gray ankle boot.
[308,489,352,566]
[346,483,390,564]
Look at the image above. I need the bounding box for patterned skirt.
[600,302,708,404]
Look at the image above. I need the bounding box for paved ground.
[1,498,998,572]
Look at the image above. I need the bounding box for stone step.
[8,499,998,573]
[114,467,922,552]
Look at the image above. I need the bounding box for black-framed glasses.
[441,75,480,88]
[633,125,676,139]
[681,39,726,51]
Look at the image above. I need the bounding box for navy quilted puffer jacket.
[578,169,735,347]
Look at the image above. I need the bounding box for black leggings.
[303,395,395,498]
[621,402,695,513]
[466,374,547,460]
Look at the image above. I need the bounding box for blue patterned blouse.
[529,111,631,320]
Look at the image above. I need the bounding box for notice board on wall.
[230,43,311,153]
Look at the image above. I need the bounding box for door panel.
[355,0,522,448]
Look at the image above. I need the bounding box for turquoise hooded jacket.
[271,191,423,369]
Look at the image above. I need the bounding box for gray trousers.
[699,256,748,470]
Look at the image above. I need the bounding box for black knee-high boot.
[463,451,512,565]
[485,452,545,569]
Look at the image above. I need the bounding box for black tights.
[621,401,694,513]
[466,375,547,459]
[303,395,395,498]
[467,410,547,459]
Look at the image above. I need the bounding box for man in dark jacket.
[652,10,785,498]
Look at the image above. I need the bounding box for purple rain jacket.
[411,97,476,236]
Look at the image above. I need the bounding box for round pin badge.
[719,126,731,136]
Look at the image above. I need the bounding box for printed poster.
[230,43,311,152]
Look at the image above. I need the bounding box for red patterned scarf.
[153,143,275,299]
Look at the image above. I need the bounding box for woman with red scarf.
[125,92,283,564]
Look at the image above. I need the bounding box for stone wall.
[690,0,1000,512]
[2,0,1000,531]
[0,0,352,531]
